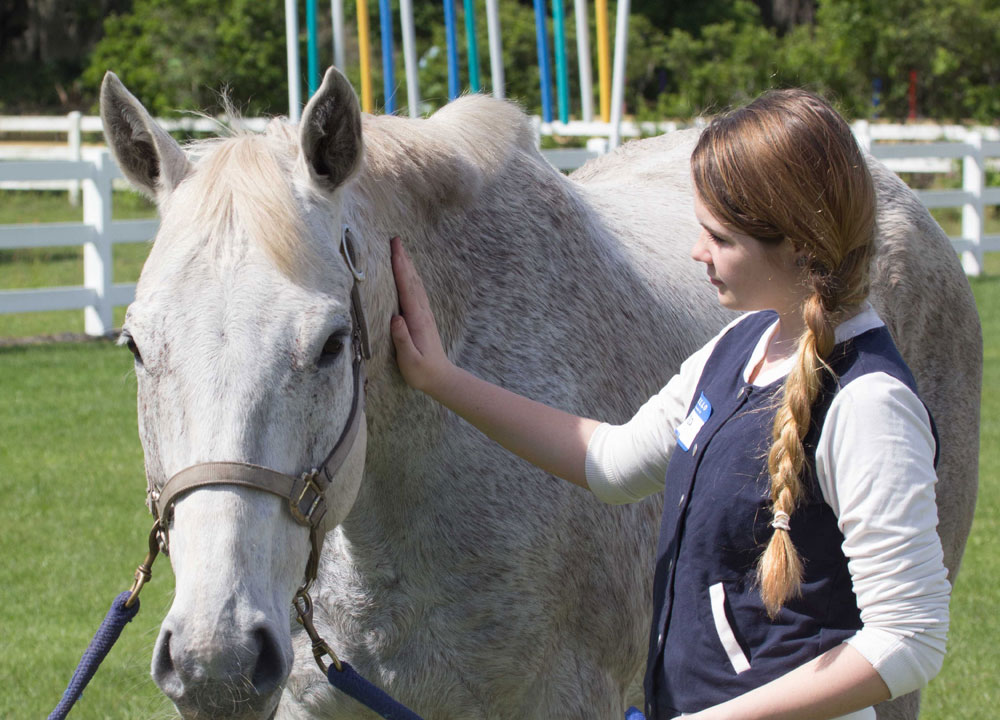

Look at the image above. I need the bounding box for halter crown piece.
[143,226,371,591]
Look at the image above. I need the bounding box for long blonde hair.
[691,89,877,616]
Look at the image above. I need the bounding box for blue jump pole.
[379,0,396,112]
[307,0,320,96]
[463,0,481,92]
[443,0,461,100]
[533,0,554,123]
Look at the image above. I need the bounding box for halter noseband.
[145,226,372,588]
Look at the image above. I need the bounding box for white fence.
[1,115,999,336]
[0,151,157,335]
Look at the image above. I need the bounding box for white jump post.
[286,0,302,121]
[485,0,505,99]
[400,0,421,116]
[331,0,346,71]
[608,0,629,149]
[82,151,114,336]
[961,131,984,276]
[573,0,594,123]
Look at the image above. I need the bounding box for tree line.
[1,0,998,123]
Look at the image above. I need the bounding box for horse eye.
[319,332,348,366]
[121,333,143,365]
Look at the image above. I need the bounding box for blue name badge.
[675,392,712,452]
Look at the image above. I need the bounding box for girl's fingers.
[391,237,436,337]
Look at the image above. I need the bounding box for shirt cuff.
[585,423,646,504]
[845,626,947,698]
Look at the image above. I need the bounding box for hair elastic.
[770,510,791,532]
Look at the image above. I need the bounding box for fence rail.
[2,115,999,335]
[0,151,156,334]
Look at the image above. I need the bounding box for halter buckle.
[290,469,326,527]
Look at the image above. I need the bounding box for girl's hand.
[390,236,453,394]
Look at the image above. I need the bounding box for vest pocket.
[708,582,751,674]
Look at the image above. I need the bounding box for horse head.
[101,67,370,719]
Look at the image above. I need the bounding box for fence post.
[83,151,114,336]
[68,111,82,206]
[961,132,984,277]
[853,119,871,153]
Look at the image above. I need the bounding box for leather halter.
[146,227,372,586]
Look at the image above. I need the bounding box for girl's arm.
[688,644,889,720]
[389,237,601,488]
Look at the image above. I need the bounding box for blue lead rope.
[326,662,646,720]
[326,661,426,720]
[48,591,140,720]
[50,588,646,720]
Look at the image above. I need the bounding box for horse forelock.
[179,122,322,281]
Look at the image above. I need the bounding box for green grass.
[0,341,176,719]
[920,263,1000,718]
[0,190,155,337]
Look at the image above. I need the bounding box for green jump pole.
[463,0,481,92]
[307,0,320,96]
[552,0,570,123]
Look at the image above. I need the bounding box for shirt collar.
[743,303,884,386]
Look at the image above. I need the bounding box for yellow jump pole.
[595,0,611,122]
[357,0,374,112]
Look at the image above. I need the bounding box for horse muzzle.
[153,611,291,719]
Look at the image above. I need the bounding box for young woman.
[388,89,950,720]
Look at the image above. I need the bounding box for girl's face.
[691,191,807,317]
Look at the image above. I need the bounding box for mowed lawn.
[0,192,998,718]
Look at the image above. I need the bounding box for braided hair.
[691,89,877,616]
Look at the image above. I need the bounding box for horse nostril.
[251,626,287,695]
[152,628,182,697]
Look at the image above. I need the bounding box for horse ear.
[100,71,191,199]
[299,67,363,194]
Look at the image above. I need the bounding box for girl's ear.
[100,72,191,200]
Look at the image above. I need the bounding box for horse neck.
[345,125,597,380]
[336,130,604,541]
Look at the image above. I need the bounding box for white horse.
[100,67,980,720]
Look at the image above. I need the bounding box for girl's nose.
[691,230,711,264]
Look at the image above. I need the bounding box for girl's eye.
[707,231,726,245]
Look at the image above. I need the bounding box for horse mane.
[177,95,539,281]
[354,94,540,226]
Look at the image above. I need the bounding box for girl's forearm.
[691,643,890,720]
[427,363,601,489]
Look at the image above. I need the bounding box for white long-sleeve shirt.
[585,306,950,704]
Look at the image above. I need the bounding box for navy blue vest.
[644,311,934,719]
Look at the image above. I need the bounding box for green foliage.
[7,0,998,122]
[653,2,781,118]
[778,0,1000,122]
[83,0,289,116]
